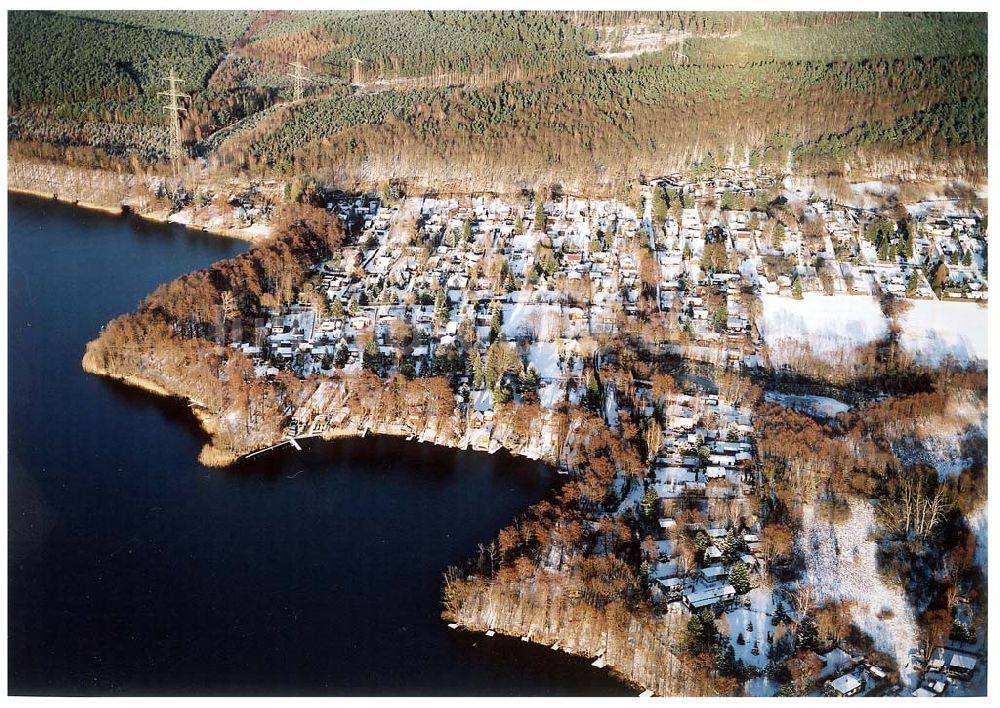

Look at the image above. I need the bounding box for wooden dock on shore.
[242,435,311,460]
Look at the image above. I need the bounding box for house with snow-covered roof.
[827,672,863,697]
[682,583,736,611]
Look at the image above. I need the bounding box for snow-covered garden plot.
[502,302,566,340]
[758,294,888,367]
[538,381,565,409]
[721,587,778,671]
[798,501,918,687]
[526,342,561,379]
[897,300,988,365]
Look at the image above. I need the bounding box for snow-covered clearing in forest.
[763,392,851,420]
[798,501,918,687]
[897,300,988,365]
[968,503,988,571]
[759,294,888,366]
[890,390,986,480]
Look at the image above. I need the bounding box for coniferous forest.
[8,10,987,190]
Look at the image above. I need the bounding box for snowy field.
[897,300,988,365]
[763,392,852,420]
[759,294,888,366]
[798,501,918,687]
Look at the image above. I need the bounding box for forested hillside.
[7,10,988,191]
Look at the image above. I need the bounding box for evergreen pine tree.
[653,186,668,224]
[489,300,504,342]
[362,338,379,374]
[435,290,449,327]
[583,374,602,414]
[772,601,788,625]
[469,348,485,389]
[720,529,738,557]
[796,615,820,651]
[519,365,542,403]
[641,485,660,519]
[334,342,349,368]
[534,202,546,231]
[792,279,803,299]
[726,644,737,672]
[772,221,786,249]
[729,560,752,594]
[713,305,728,333]
[504,268,517,292]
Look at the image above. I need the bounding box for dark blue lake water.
[7,193,632,696]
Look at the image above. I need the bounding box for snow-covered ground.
[888,390,986,480]
[538,381,564,409]
[744,675,777,697]
[759,294,888,367]
[798,501,919,688]
[968,503,988,572]
[847,180,899,210]
[897,300,988,365]
[763,392,852,420]
[166,210,193,225]
[721,587,777,671]
[502,303,566,341]
[527,342,561,379]
[239,222,272,239]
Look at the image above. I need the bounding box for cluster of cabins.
[233,185,768,393]
[227,170,986,380]
[818,644,981,698]
[818,648,891,697]
[727,194,988,302]
[906,646,981,698]
[643,392,759,612]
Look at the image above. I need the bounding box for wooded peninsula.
[9,9,987,699]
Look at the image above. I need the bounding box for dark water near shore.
[8,193,632,696]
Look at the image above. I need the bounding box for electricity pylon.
[350,56,364,85]
[287,54,312,102]
[672,37,689,66]
[158,69,189,167]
